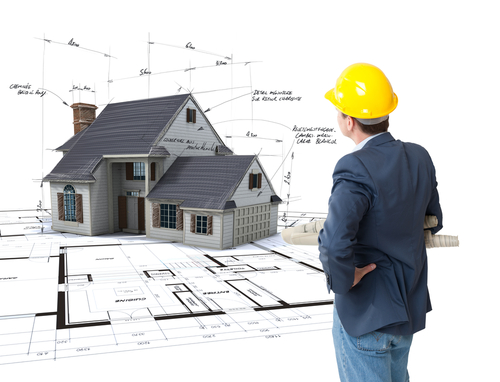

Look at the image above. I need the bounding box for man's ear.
[347,116,356,132]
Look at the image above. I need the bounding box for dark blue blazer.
[318,132,442,337]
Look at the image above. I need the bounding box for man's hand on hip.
[351,264,376,289]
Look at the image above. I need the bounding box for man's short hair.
[342,113,390,135]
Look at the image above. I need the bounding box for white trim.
[45,180,95,183]
[103,155,150,159]
[179,207,225,213]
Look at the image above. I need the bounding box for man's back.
[318,132,442,336]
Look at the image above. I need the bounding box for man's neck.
[351,132,372,145]
[352,132,388,152]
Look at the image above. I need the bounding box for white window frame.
[160,204,177,229]
[196,215,208,234]
[133,162,145,180]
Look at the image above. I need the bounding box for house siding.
[229,160,280,246]
[222,212,234,248]
[89,162,109,235]
[50,182,91,235]
[270,204,279,236]
[149,159,161,192]
[147,201,184,242]
[184,211,222,249]
[231,163,274,208]
[157,100,223,173]
[112,162,123,232]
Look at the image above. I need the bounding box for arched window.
[64,185,76,222]
[57,185,83,223]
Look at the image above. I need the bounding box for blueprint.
[0,215,333,365]
[1,3,496,380]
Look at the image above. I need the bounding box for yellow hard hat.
[325,63,398,121]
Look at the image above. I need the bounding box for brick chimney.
[71,103,98,135]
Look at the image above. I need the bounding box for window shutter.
[118,196,127,229]
[207,215,213,235]
[176,205,183,231]
[151,162,156,181]
[249,173,254,190]
[138,197,145,231]
[75,194,83,223]
[257,173,262,188]
[152,203,160,228]
[186,108,196,123]
[190,214,195,233]
[57,193,64,221]
[126,162,133,180]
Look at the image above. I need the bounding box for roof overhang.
[43,179,96,183]
[103,154,151,159]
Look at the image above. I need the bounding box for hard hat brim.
[325,88,398,119]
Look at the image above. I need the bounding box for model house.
[43,94,281,249]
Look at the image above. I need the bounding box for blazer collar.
[363,132,395,148]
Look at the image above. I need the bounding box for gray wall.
[89,162,109,235]
[270,204,279,236]
[231,162,274,208]
[50,182,91,235]
[222,212,234,249]
[184,211,222,249]
[157,100,223,173]
[147,200,184,242]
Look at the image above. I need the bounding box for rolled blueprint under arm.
[281,215,458,248]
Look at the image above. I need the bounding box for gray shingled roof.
[44,94,190,182]
[215,145,233,155]
[148,155,257,210]
[149,146,170,157]
[56,130,83,151]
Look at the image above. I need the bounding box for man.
[318,63,442,382]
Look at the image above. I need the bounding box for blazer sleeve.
[425,155,443,234]
[318,155,374,295]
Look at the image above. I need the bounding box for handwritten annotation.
[9,84,46,97]
[293,125,336,145]
[163,137,217,151]
[252,90,302,102]
[70,85,93,92]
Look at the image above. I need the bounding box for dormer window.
[249,172,262,190]
[186,108,196,123]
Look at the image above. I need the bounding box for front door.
[118,196,145,232]
[127,197,138,230]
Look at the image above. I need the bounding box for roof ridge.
[106,93,190,106]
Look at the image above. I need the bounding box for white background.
[1,1,498,380]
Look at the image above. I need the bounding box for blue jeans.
[333,305,413,382]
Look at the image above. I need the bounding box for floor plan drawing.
[0,215,333,366]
